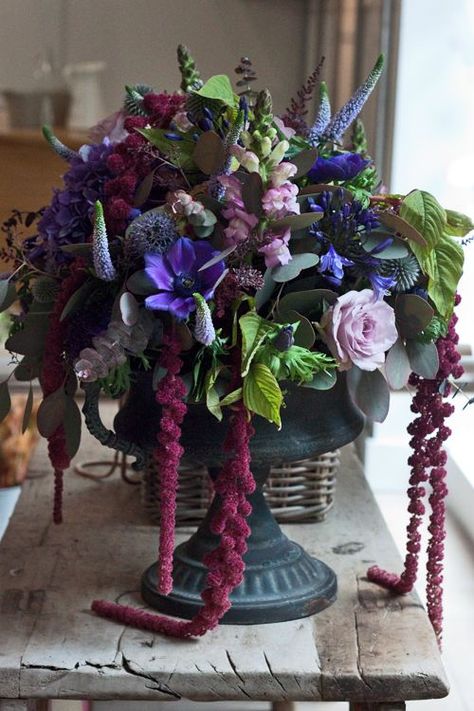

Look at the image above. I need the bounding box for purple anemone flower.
[144,237,225,319]
[308,152,369,183]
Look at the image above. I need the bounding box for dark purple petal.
[308,152,369,183]
[166,236,195,275]
[145,253,174,290]
[145,292,175,310]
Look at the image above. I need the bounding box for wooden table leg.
[272,702,296,711]
[349,703,406,710]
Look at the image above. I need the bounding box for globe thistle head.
[124,209,179,263]
[31,277,59,303]
[379,253,421,292]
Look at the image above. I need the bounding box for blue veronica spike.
[193,293,216,345]
[307,82,331,146]
[92,201,117,282]
[324,55,384,143]
[42,125,78,162]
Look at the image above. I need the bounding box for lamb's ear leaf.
[347,366,390,422]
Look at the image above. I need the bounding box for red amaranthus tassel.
[153,332,187,594]
[91,400,255,637]
[40,258,87,523]
[368,297,463,645]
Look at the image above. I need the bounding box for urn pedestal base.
[140,481,337,624]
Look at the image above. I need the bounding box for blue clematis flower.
[319,244,354,286]
[307,152,369,184]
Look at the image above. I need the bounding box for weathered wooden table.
[0,418,448,711]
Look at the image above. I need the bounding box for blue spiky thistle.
[124,84,154,116]
[123,209,179,262]
[380,254,421,292]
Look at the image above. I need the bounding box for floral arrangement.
[0,46,470,641]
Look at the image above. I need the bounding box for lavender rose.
[321,289,398,371]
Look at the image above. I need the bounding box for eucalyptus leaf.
[406,339,439,379]
[385,337,411,390]
[126,270,156,295]
[271,253,319,283]
[361,231,409,259]
[60,243,92,255]
[272,212,323,232]
[133,169,156,207]
[63,397,82,459]
[0,380,11,424]
[193,131,225,174]
[21,383,34,433]
[14,355,41,382]
[279,288,338,316]
[194,74,235,106]
[5,316,49,356]
[243,362,283,427]
[241,172,264,217]
[120,292,139,327]
[302,368,337,390]
[292,148,319,178]
[36,387,67,438]
[192,224,215,238]
[176,322,194,351]
[255,269,276,311]
[347,366,390,422]
[395,294,434,339]
[275,307,315,348]
[0,280,17,312]
[60,280,95,321]
[378,210,427,248]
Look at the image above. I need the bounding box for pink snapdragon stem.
[92,398,255,637]
[40,258,87,524]
[153,332,187,595]
[368,297,463,646]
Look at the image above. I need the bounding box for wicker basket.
[142,450,340,526]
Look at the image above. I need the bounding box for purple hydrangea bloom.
[319,244,354,286]
[307,152,369,183]
[144,237,225,319]
[25,140,113,271]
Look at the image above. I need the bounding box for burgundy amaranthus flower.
[40,258,88,523]
[368,296,463,646]
[91,398,255,637]
[153,332,187,594]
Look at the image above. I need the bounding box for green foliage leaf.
[347,366,390,422]
[137,127,196,170]
[445,209,474,237]
[361,231,409,259]
[194,74,235,106]
[395,294,434,339]
[385,337,411,390]
[377,211,427,248]
[133,169,156,207]
[36,387,67,438]
[21,383,34,433]
[272,212,323,232]
[255,269,276,311]
[427,235,464,320]
[399,190,446,250]
[0,280,17,313]
[14,355,41,382]
[219,387,243,407]
[243,362,283,427]
[60,280,95,322]
[302,368,337,390]
[0,380,11,424]
[292,148,319,178]
[279,289,337,317]
[241,172,264,217]
[271,253,319,283]
[126,269,156,295]
[5,315,49,357]
[406,339,439,379]
[192,131,225,174]
[239,311,276,376]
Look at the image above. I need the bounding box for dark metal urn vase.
[83,374,364,624]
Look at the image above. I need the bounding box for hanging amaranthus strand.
[153,332,187,595]
[40,258,87,524]
[91,400,255,637]
[367,297,463,645]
